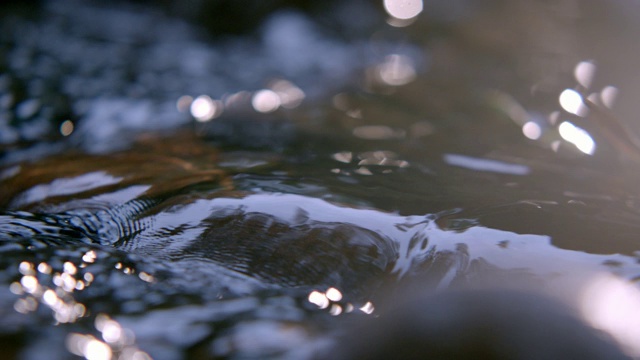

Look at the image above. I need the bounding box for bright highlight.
[383,0,423,20]
[558,121,596,155]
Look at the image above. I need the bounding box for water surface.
[2,0,640,359]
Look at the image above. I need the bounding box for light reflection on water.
[558,121,596,155]
[384,0,423,22]
[601,86,618,109]
[251,89,281,113]
[559,88,589,117]
[443,154,530,175]
[375,54,417,86]
[112,193,640,358]
[189,95,222,122]
[4,166,640,359]
[580,274,640,357]
[9,255,152,360]
[5,164,640,358]
[383,0,423,27]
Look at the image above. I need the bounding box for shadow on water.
[2,0,640,359]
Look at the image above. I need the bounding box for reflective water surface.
[2,0,640,359]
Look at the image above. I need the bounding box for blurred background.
[2,0,640,161]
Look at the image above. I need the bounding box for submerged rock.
[332,287,632,360]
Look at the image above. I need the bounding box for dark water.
[2,0,640,359]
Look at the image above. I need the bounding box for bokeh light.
[329,304,343,316]
[38,262,52,274]
[307,288,370,317]
[176,95,193,112]
[308,290,330,309]
[60,120,74,136]
[9,257,154,360]
[559,89,588,116]
[383,0,423,20]
[359,301,375,314]
[252,89,281,113]
[574,61,596,89]
[190,95,222,122]
[332,151,353,164]
[66,334,112,360]
[20,275,38,294]
[558,121,596,155]
[522,121,542,140]
[326,287,343,302]
[96,314,124,344]
[377,54,416,86]
[82,250,97,263]
[270,79,305,109]
[601,86,618,109]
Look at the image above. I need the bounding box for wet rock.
[333,287,630,360]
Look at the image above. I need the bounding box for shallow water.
[2,0,640,359]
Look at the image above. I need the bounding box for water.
[2,0,640,359]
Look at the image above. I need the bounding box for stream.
[2,0,640,359]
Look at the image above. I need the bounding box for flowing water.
[2,0,640,359]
